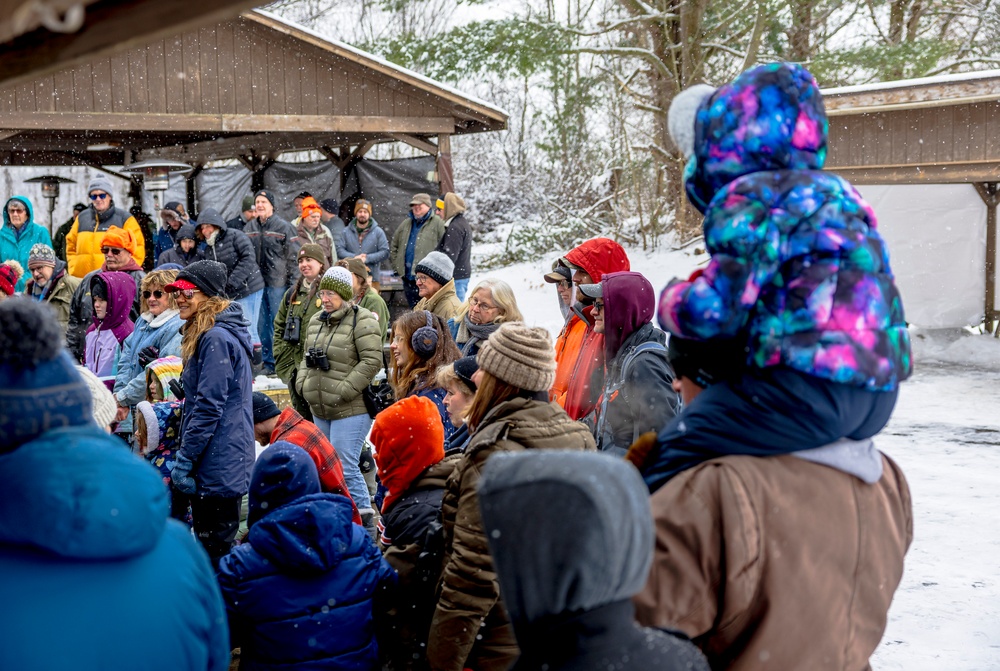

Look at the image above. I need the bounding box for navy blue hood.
[248,493,360,574]
[213,302,254,359]
[249,441,320,527]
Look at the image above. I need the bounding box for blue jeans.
[454,277,470,303]
[234,289,263,347]
[257,285,288,368]
[313,413,373,511]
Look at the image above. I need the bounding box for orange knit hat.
[101,226,136,254]
[370,395,445,514]
[300,196,322,219]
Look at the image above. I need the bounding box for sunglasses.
[101,247,125,255]
[175,289,201,300]
[143,290,165,299]
[593,301,605,313]
[90,193,109,201]
[7,207,26,214]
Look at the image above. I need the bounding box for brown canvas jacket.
[635,453,913,671]
[427,397,596,671]
[413,278,461,322]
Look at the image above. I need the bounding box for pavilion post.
[974,182,999,334]
[437,133,454,195]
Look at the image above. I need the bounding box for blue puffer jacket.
[0,196,52,292]
[113,308,184,433]
[0,426,229,671]
[179,303,255,497]
[218,493,396,670]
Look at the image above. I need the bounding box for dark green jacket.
[296,303,382,421]
[358,288,390,342]
[273,278,324,384]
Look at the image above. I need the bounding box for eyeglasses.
[414,274,431,284]
[89,193,109,201]
[593,301,605,313]
[557,280,571,289]
[101,247,125,256]
[318,290,339,299]
[7,207,26,214]
[469,297,498,312]
[143,290,165,299]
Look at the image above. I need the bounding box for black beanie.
[666,335,745,389]
[169,260,229,299]
[453,355,479,393]
[255,190,277,208]
[252,391,281,425]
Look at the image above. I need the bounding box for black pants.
[178,493,242,568]
[403,277,421,308]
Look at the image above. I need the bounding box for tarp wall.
[858,183,988,329]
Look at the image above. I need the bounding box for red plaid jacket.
[270,407,362,525]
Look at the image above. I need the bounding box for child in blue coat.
[218,441,396,670]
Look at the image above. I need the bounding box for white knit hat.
[668,84,717,159]
[74,365,118,429]
[134,401,159,454]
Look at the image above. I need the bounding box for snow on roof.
[822,69,1000,96]
[249,9,509,121]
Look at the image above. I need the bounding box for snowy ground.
[257,241,1000,667]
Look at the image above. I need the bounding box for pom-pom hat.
[0,260,24,296]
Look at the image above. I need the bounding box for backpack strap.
[593,341,669,451]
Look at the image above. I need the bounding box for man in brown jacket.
[632,336,914,670]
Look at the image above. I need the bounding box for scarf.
[457,316,500,356]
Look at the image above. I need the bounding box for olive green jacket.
[273,278,324,385]
[427,397,596,671]
[390,214,445,278]
[358,288,391,342]
[295,303,383,421]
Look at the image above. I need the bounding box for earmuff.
[410,311,439,359]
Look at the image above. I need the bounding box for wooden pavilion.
[823,71,1000,327]
[0,9,508,196]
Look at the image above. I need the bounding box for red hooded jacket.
[557,238,630,419]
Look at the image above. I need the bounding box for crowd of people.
[0,62,915,671]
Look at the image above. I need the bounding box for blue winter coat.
[336,219,390,277]
[154,226,178,265]
[113,308,184,432]
[218,493,396,670]
[415,386,456,442]
[179,303,255,497]
[0,425,229,671]
[1,196,52,292]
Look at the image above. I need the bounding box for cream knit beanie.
[477,322,556,392]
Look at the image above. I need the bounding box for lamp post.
[119,159,193,212]
[24,175,76,235]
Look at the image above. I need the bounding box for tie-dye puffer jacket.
[658,62,912,391]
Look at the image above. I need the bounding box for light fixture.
[85,142,122,152]
[24,175,76,232]
[119,159,193,210]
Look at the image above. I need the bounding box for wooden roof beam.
[0,112,457,134]
[388,133,438,156]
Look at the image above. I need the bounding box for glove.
[170,452,197,495]
[138,345,160,369]
[358,447,375,474]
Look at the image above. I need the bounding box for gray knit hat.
[414,251,454,285]
[477,322,556,392]
[319,266,354,301]
[28,243,57,269]
[87,175,115,197]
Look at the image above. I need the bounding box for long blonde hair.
[180,296,231,362]
[455,278,523,324]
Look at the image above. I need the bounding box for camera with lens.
[283,316,302,344]
[305,347,330,371]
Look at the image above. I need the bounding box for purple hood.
[88,271,136,346]
[602,271,654,358]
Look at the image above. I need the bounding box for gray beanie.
[477,322,556,392]
[414,251,454,286]
[87,175,115,197]
[28,244,57,269]
[478,450,654,624]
